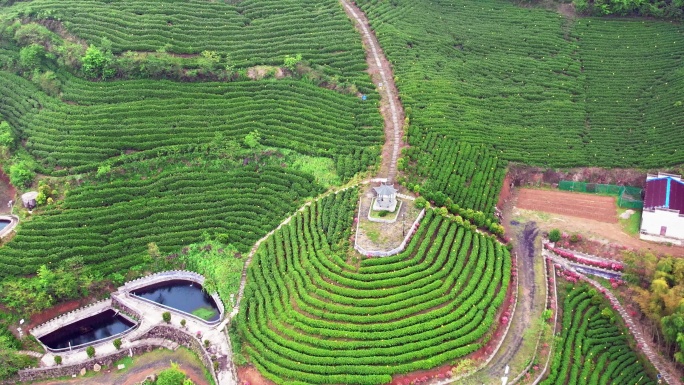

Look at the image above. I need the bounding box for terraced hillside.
[357,0,684,168]
[405,133,507,217]
[542,285,657,385]
[0,71,382,175]
[8,0,369,84]
[0,0,387,282]
[0,163,322,279]
[237,196,512,384]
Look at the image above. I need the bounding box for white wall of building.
[641,209,684,242]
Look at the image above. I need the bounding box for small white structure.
[21,191,38,210]
[373,184,398,212]
[640,173,684,245]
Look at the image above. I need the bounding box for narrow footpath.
[340,0,404,183]
[547,251,682,385]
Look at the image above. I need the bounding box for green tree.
[31,70,61,96]
[82,45,115,79]
[113,338,122,350]
[162,311,171,323]
[548,229,561,242]
[18,44,45,71]
[9,161,35,188]
[283,53,303,72]
[156,363,189,385]
[244,129,261,160]
[0,121,13,149]
[86,346,95,358]
[244,129,261,150]
[198,50,221,72]
[96,164,111,180]
[662,302,684,363]
[54,355,62,365]
[14,23,53,46]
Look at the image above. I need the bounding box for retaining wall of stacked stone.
[13,344,161,383]
[111,295,142,321]
[138,325,218,384]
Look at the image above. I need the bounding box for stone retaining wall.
[111,295,142,321]
[138,325,218,385]
[120,270,205,292]
[14,343,161,383]
[0,214,19,238]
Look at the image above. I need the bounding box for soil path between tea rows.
[340,0,405,184]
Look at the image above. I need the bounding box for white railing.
[30,299,112,338]
[121,270,225,325]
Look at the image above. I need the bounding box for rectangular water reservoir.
[39,309,135,351]
[132,279,220,322]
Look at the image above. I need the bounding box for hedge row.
[541,285,656,385]
[0,165,321,279]
[0,71,383,176]
[236,194,511,384]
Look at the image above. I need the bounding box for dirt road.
[486,222,542,379]
[340,0,405,183]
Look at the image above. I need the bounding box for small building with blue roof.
[640,173,684,245]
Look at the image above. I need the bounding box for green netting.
[618,186,644,209]
[559,180,643,209]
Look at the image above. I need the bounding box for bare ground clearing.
[509,189,684,256]
[516,189,618,223]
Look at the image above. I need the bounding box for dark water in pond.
[132,279,220,322]
[0,219,10,230]
[39,309,135,350]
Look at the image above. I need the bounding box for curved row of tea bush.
[0,71,382,175]
[237,198,511,384]
[541,285,656,385]
[356,0,684,168]
[403,133,506,217]
[10,0,369,84]
[0,164,321,279]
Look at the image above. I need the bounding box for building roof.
[644,175,684,212]
[373,184,397,196]
[21,191,38,205]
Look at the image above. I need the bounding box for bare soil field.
[516,189,618,223]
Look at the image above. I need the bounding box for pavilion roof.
[373,184,397,196]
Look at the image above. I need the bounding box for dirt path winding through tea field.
[340,0,404,184]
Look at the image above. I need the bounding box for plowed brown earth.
[516,189,617,223]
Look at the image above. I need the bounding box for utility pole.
[402,213,406,237]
